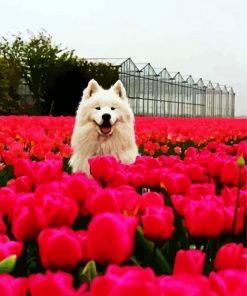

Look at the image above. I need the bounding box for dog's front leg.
[69,153,91,176]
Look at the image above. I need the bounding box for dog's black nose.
[102,113,111,121]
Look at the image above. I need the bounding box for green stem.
[130,256,141,266]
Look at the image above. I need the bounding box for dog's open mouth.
[100,124,112,135]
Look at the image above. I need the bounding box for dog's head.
[77,79,134,136]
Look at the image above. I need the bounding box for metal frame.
[89,58,235,117]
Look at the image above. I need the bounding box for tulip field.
[0,115,246,295]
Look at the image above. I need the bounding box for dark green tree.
[0,30,77,113]
[0,57,21,114]
[0,30,119,115]
[44,60,119,115]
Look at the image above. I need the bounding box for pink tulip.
[214,243,247,271]
[0,274,27,296]
[184,201,225,238]
[141,206,174,240]
[38,227,82,271]
[173,249,206,275]
[0,234,23,261]
[29,271,87,296]
[87,213,138,264]
[90,265,161,296]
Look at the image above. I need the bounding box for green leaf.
[155,248,172,274]
[0,255,17,273]
[160,188,190,249]
[79,260,98,284]
[0,165,14,187]
[130,256,141,266]
[135,227,155,253]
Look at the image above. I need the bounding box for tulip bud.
[237,155,245,167]
[0,254,17,273]
[80,260,98,284]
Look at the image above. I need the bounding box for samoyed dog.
[69,79,138,175]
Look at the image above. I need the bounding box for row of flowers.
[0,116,247,165]
[0,116,246,295]
[0,250,246,296]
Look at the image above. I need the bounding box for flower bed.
[0,116,246,295]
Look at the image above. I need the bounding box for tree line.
[0,30,119,115]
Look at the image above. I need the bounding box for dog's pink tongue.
[101,127,111,134]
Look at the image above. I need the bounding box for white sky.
[0,0,246,116]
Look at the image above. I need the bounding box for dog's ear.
[112,80,127,100]
[83,79,100,99]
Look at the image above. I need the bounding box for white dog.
[69,79,138,175]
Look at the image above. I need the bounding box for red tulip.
[174,146,182,155]
[88,188,122,215]
[220,160,239,186]
[0,234,23,261]
[2,150,16,165]
[161,144,169,153]
[222,187,247,215]
[159,274,211,296]
[141,206,174,240]
[90,265,160,296]
[173,249,206,275]
[139,192,164,214]
[185,147,198,157]
[14,176,33,193]
[170,194,188,216]
[214,243,247,271]
[34,182,79,227]
[107,169,129,187]
[0,274,27,296]
[184,201,225,238]
[209,270,247,296]
[0,188,17,220]
[14,159,63,186]
[185,164,209,183]
[160,172,191,195]
[38,227,82,271]
[126,163,148,188]
[12,194,46,241]
[207,155,225,178]
[87,213,138,264]
[29,271,87,296]
[89,155,120,183]
[188,183,216,199]
[64,172,99,202]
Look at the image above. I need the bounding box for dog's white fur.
[69,79,138,175]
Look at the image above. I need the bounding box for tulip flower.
[89,155,120,183]
[29,271,87,296]
[0,274,27,296]
[209,269,247,296]
[183,201,225,238]
[141,206,174,240]
[87,213,138,264]
[173,249,206,275]
[214,243,247,271]
[90,265,161,296]
[38,227,82,271]
[0,234,23,262]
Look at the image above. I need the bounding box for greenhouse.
[87,58,235,117]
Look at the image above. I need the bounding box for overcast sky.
[0,0,246,116]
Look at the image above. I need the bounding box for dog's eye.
[95,107,101,110]
[111,107,116,110]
